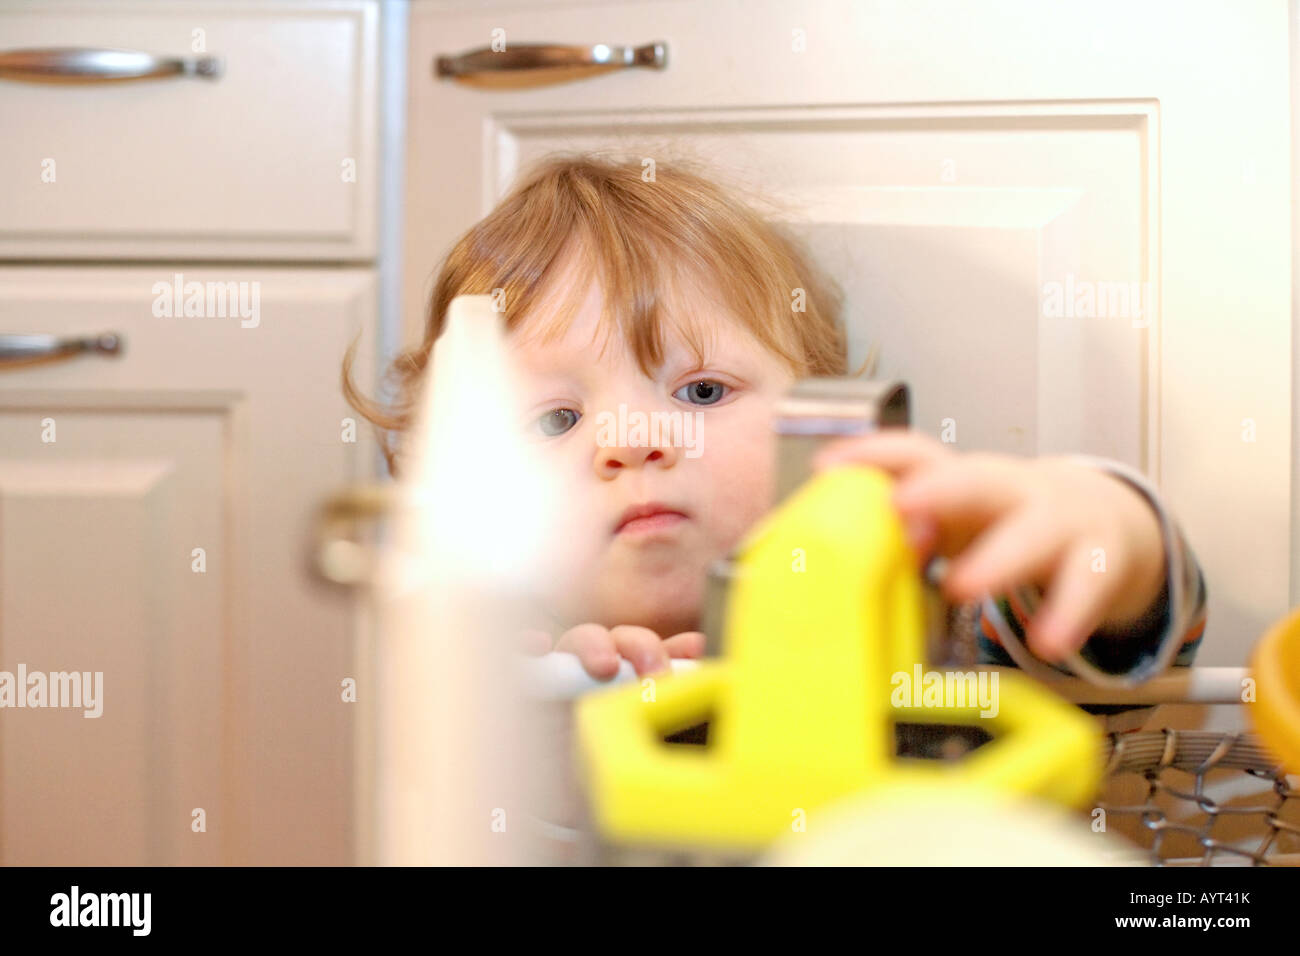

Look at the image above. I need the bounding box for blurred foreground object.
[576,466,1104,852]
[763,784,1142,866]
[1249,607,1300,775]
[369,294,557,864]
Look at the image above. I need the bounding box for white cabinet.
[0,1,381,865]
[0,267,376,865]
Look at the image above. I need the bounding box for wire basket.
[1096,730,1299,866]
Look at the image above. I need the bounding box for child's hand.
[518,625,705,680]
[812,431,1166,663]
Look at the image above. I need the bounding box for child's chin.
[556,580,696,637]
[539,557,709,636]
[610,588,702,637]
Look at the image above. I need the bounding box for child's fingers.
[608,625,671,676]
[1026,543,1118,661]
[890,456,1027,549]
[517,628,553,656]
[941,504,1067,604]
[811,429,951,479]
[553,624,621,680]
[662,631,706,659]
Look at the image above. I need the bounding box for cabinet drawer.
[0,1,377,260]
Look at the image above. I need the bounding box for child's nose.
[593,439,681,478]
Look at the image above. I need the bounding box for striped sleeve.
[974,456,1207,685]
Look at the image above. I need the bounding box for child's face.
[508,271,797,638]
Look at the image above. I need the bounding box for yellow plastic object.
[1249,607,1300,774]
[576,466,1104,851]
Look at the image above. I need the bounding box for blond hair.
[343,153,849,477]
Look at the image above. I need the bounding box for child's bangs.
[508,224,816,382]
[506,228,721,379]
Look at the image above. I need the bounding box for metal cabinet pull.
[0,332,124,369]
[0,48,223,84]
[436,41,666,88]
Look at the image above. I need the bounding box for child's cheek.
[697,420,779,547]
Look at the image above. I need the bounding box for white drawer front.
[0,1,377,260]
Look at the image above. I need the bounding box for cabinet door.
[0,267,375,864]
[0,0,378,261]
[405,0,1290,666]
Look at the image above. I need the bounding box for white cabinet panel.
[491,103,1152,470]
[0,266,375,864]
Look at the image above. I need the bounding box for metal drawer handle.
[0,48,223,84]
[0,332,124,369]
[436,41,666,87]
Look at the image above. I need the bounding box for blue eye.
[673,380,728,406]
[534,408,580,437]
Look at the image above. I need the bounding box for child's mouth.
[614,502,690,537]
[617,513,688,536]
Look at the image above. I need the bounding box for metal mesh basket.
[1096,730,1300,866]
